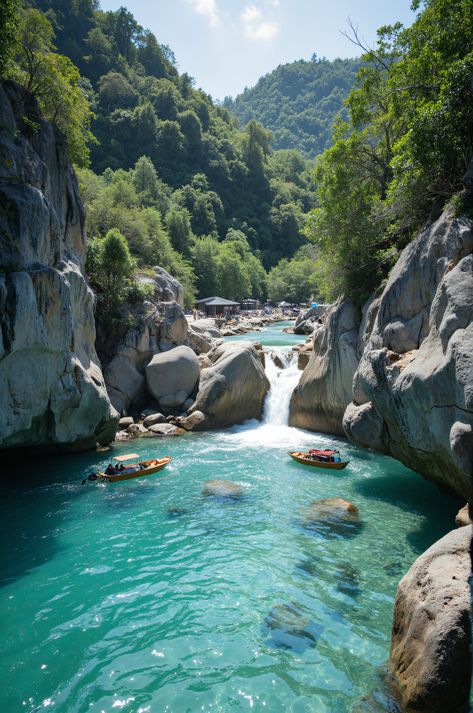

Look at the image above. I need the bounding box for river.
[0,322,460,713]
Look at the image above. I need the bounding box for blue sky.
[100,0,416,100]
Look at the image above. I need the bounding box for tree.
[0,0,19,75]
[8,8,95,165]
[166,206,193,256]
[101,228,134,300]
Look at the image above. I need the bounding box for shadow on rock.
[263,602,323,654]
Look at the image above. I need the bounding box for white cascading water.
[219,347,321,450]
[262,350,301,425]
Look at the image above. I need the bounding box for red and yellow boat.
[288,449,349,470]
[94,453,172,482]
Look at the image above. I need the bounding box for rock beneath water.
[336,562,361,597]
[301,498,361,537]
[190,342,270,429]
[390,525,472,713]
[146,346,200,407]
[264,603,323,653]
[0,80,118,451]
[290,300,360,435]
[202,479,245,498]
[455,504,472,527]
[177,411,205,431]
[143,412,166,428]
[167,506,188,517]
[119,417,134,430]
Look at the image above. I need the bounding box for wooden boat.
[288,449,349,470]
[97,453,172,482]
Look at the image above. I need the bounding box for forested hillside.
[224,58,359,158]
[3,0,318,311]
[304,0,473,304]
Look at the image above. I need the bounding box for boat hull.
[98,457,172,482]
[288,452,349,470]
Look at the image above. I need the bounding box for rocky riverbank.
[290,207,473,501]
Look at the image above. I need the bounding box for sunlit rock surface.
[0,80,117,451]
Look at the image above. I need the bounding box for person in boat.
[105,463,114,475]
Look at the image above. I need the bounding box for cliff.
[290,208,473,499]
[0,80,118,451]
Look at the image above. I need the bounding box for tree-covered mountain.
[3,0,318,313]
[223,57,359,158]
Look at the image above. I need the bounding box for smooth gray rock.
[190,342,270,429]
[119,417,134,429]
[148,423,179,436]
[177,410,205,431]
[0,80,118,451]
[289,300,360,435]
[143,412,166,428]
[145,345,200,405]
[344,212,473,498]
[390,525,472,713]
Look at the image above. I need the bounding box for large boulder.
[344,210,473,498]
[101,298,188,415]
[293,304,328,335]
[103,301,160,415]
[145,345,200,408]
[289,300,360,435]
[389,525,472,713]
[0,80,118,451]
[189,342,270,429]
[135,265,183,305]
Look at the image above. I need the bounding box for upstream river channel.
[0,322,460,713]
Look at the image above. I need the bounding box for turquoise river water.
[0,322,461,713]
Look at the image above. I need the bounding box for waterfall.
[262,350,301,426]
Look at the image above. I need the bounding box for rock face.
[390,525,472,713]
[293,304,327,335]
[0,80,117,451]
[146,345,200,408]
[344,211,473,498]
[136,266,183,305]
[190,342,270,429]
[289,300,360,434]
[101,296,204,415]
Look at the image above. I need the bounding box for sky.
[100,0,416,100]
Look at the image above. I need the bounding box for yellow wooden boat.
[288,450,349,470]
[96,453,172,482]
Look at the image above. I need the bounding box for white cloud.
[241,4,279,41]
[192,0,220,28]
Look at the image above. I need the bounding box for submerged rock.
[264,602,323,653]
[390,525,472,713]
[301,497,361,537]
[202,479,245,498]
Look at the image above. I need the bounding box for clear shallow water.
[0,325,460,713]
[224,320,305,348]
